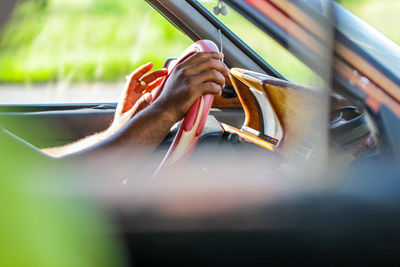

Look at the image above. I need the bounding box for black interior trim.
[145,0,200,41]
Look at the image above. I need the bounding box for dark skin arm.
[59,52,228,176]
[42,63,168,158]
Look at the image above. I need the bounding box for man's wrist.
[152,104,177,126]
[152,98,179,124]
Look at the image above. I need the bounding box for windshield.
[196,0,322,87]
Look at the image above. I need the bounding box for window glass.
[337,0,400,45]
[334,2,400,79]
[0,0,191,104]
[197,1,322,87]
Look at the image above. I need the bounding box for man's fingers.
[145,76,165,91]
[140,68,168,85]
[135,68,167,93]
[183,58,228,77]
[126,93,152,117]
[134,93,152,113]
[192,69,226,89]
[180,51,224,67]
[142,92,153,103]
[118,63,159,118]
[124,62,154,98]
[201,82,223,95]
[130,62,154,81]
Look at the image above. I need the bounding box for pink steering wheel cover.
[155,40,220,169]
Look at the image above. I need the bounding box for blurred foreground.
[1,135,400,266]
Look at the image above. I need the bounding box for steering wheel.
[152,40,220,176]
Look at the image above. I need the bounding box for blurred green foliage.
[0,0,398,84]
[0,0,191,83]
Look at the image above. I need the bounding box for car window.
[337,0,400,45]
[196,1,323,87]
[0,0,192,104]
[333,1,400,81]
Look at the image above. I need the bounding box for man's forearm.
[84,104,175,159]
[41,128,117,158]
[55,104,175,176]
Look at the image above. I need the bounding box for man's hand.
[41,52,228,162]
[110,62,167,132]
[153,52,229,122]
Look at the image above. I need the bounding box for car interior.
[2,0,398,265]
[0,1,256,151]
[0,0,372,158]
